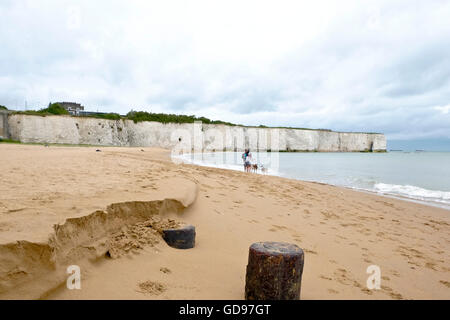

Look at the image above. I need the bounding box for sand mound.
[0,186,197,299]
[107,216,182,259]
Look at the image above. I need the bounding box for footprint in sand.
[361,288,373,295]
[293,237,302,243]
[333,268,364,290]
[425,262,437,270]
[304,248,318,255]
[136,281,167,295]
[7,208,27,213]
[390,270,400,277]
[362,253,372,263]
[328,289,339,294]
[160,267,172,274]
[321,211,340,219]
[270,224,288,231]
[381,285,403,300]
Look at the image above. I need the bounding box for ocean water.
[175,151,450,210]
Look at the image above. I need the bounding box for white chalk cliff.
[6,114,386,152]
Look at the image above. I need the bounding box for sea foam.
[374,183,450,205]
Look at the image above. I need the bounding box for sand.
[0,143,449,300]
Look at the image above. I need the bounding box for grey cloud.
[0,0,449,143]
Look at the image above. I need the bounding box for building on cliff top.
[57,102,84,116]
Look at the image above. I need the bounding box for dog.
[260,165,268,174]
[252,163,258,173]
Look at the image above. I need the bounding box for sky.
[0,0,449,149]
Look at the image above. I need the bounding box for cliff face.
[0,111,9,139]
[6,114,387,152]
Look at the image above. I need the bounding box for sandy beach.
[0,143,449,300]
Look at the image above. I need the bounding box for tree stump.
[162,225,195,249]
[245,242,304,300]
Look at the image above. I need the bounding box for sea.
[174,151,450,210]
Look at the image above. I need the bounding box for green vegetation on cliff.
[0,105,7,110]
[14,103,69,116]
[43,103,70,115]
[125,111,236,126]
[81,112,122,120]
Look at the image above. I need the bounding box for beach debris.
[162,225,196,249]
[96,149,101,152]
[245,242,304,300]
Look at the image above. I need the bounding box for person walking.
[242,149,251,172]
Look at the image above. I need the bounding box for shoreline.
[1,144,449,300]
[174,151,450,211]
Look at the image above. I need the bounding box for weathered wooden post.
[162,225,196,249]
[245,242,304,300]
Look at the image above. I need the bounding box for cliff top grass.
[0,105,8,110]
[5,104,381,134]
[125,110,237,126]
[80,112,122,121]
[14,103,69,116]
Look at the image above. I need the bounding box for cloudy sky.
[1,0,449,148]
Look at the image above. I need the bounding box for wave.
[374,183,450,205]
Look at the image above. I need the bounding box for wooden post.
[245,242,304,300]
[162,225,196,249]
